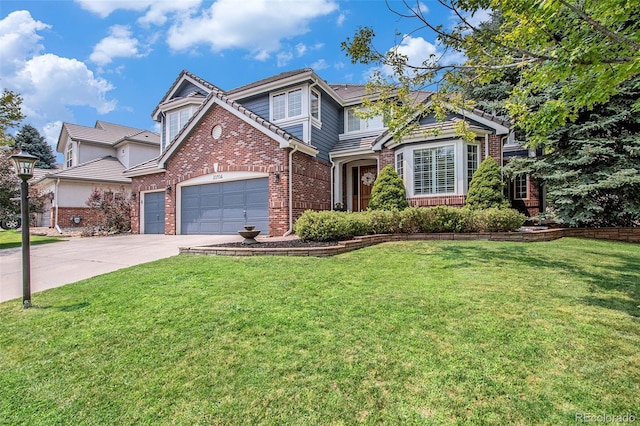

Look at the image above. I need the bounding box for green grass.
[0,229,62,249]
[1,238,638,425]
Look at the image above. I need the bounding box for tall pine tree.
[508,79,640,227]
[14,124,57,169]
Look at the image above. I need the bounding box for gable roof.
[36,156,130,184]
[151,70,221,121]
[157,87,318,169]
[56,121,159,153]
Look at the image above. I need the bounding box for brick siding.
[131,103,331,236]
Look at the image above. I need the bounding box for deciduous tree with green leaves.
[0,89,25,145]
[342,0,640,145]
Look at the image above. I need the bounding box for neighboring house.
[33,121,160,228]
[125,69,541,236]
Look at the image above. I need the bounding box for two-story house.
[34,121,160,229]
[125,69,541,236]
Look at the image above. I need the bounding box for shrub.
[294,210,368,241]
[399,207,427,233]
[482,208,527,232]
[466,157,510,210]
[362,209,401,234]
[85,189,131,235]
[367,165,409,211]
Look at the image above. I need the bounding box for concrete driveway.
[0,234,239,303]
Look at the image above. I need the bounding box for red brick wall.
[56,207,101,227]
[131,103,331,236]
[408,195,466,208]
[379,147,395,169]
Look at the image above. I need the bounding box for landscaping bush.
[466,157,510,210]
[295,206,526,241]
[362,209,401,234]
[482,208,527,232]
[367,165,409,211]
[294,210,369,241]
[84,189,131,235]
[399,207,427,233]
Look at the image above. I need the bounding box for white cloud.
[74,0,202,25]
[0,11,50,77]
[295,43,307,57]
[90,25,143,66]
[42,120,62,148]
[0,11,117,134]
[166,0,338,57]
[336,12,346,26]
[74,0,154,18]
[464,8,491,28]
[277,51,293,67]
[137,0,202,26]
[310,59,329,70]
[382,35,438,76]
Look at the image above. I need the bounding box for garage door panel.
[181,178,268,235]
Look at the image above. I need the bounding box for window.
[65,142,73,168]
[271,88,303,121]
[467,144,479,188]
[396,152,404,180]
[513,174,528,199]
[310,89,320,121]
[346,107,384,133]
[167,107,194,143]
[414,146,455,195]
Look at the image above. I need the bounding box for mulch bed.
[213,239,339,249]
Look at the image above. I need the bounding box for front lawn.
[1,238,638,424]
[0,229,62,249]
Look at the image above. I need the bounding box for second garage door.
[181,178,269,235]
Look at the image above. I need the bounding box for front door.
[359,165,377,211]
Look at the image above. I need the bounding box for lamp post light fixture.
[10,150,39,309]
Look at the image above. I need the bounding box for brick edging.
[179,227,640,257]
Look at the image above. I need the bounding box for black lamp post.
[10,150,38,309]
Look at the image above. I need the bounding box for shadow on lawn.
[436,241,640,319]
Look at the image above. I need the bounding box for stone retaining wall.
[179,227,640,257]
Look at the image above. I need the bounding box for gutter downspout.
[329,155,336,210]
[283,144,299,236]
[54,178,62,234]
[484,134,489,160]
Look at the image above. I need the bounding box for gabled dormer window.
[65,142,73,168]
[346,107,384,133]
[271,88,302,121]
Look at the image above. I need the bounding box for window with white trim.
[166,107,195,143]
[396,152,404,180]
[346,107,384,133]
[466,144,479,188]
[271,88,302,121]
[310,89,320,121]
[414,145,455,195]
[513,174,528,199]
[65,142,73,168]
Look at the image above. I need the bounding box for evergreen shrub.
[368,165,409,211]
[466,157,510,210]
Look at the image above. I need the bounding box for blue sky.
[0,0,481,158]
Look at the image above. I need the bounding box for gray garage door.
[181,178,269,235]
[144,191,165,234]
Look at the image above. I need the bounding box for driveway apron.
[0,234,237,303]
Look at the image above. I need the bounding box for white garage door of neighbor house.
[144,191,166,234]
[181,178,269,235]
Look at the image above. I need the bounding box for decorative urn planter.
[238,225,260,245]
